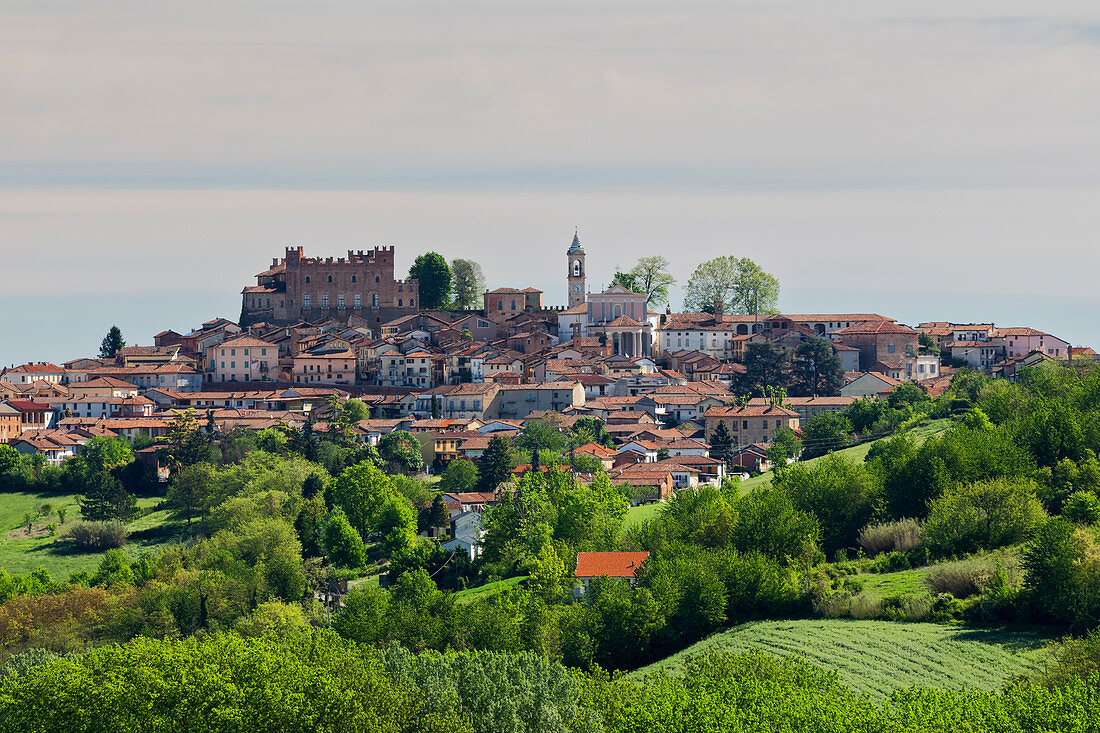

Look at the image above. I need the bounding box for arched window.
[736,324,748,335]
[327,275,333,283]
[614,304,622,318]
[375,276,380,283]
[409,298,414,308]
[398,298,403,307]
[572,260,581,277]
[352,275,357,283]
[305,276,310,284]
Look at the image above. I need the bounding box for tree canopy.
[409,252,452,310]
[450,258,485,310]
[682,256,779,315]
[99,325,125,359]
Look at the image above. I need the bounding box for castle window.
[375,276,380,283]
[372,293,378,307]
[305,276,310,284]
[321,294,329,308]
[328,275,333,283]
[338,293,345,309]
[303,294,311,309]
[398,299,403,307]
[354,293,361,308]
[409,299,414,308]
[352,275,357,283]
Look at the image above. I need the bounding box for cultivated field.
[634,619,1051,701]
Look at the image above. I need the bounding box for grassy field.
[736,417,953,494]
[0,490,188,577]
[453,575,528,604]
[623,502,662,529]
[634,619,1050,701]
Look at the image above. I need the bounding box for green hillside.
[633,619,1050,701]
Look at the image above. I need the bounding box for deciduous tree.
[409,252,452,310]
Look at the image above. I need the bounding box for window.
[742,420,748,430]
[303,294,311,309]
[511,300,517,310]
[372,293,378,307]
[497,301,503,310]
[887,344,896,354]
[221,349,225,356]
[352,275,357,283]
[244,348,249,355]
[398,299,403,307]
[321,294,329,308]
[338,293,345,308]
[231,348,236,356]
[354,293,361,308]
[231,361,236,368]
[261,348,267,356]
[305,276,310,283]
[327,275,333,283]
[375,275,380,283]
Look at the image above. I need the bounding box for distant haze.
[3,2,1100,365]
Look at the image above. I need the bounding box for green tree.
[608,270,641,292]
[450,258,485,309]
[167,462,216,526]
[790,337,843,397]
[326,461,394,535]
[78,470,137,522]
[629,255,675,308]
[438,459,479,493]
[709,421,735,467]
[79,436,134,473]
[682,256,779,315]
[99,325,125,359]
[736,342,790,397]
[887,382,929,410]
[0,444,19,473]
[379,431,425,474]
[682,255,739,313]
[476,435,515,493]
[320,509,367,568]
[798,412,851,460]
[772,454,877,555]
[376,495,419,557]
[409,252,452,310]
[922,478,1046,556]
[733,258,780,316]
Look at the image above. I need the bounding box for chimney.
[714,300,724,319]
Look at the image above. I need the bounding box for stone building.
[240,246,419,329]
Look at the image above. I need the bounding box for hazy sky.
[3,1,1100,365]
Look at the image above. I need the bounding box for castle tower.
[567,230,586,307]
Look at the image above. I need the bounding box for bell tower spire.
[567,228,586,307]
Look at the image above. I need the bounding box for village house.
[830,321,920,371]
[703,404,800,448]
[207,335,279,383]
[840,372,902,399]
[487,382,586,420]
[0,363,66,386]
[574,551,649,595]
[292,348,358,386]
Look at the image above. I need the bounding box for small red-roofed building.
[703,404,799,449]
[574,551,649,594]
[840,372,903,399]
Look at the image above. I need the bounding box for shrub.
[1062,490,1100,525]
[1035,630,1100,688]
[925,560,988,599]
[67,521,129,550]
[858,519,921,555]
[922,478,1046,557]
[849,593,882,620]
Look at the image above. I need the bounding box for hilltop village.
[0,233,1081,527]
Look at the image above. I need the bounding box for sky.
[2,1,1100,366]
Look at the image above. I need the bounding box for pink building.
[995,328,1069,359]
[207,336,279,383]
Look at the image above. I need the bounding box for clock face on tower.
[573,284,582,293]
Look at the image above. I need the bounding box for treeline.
[1,629,1098,733]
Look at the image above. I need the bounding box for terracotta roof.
[217,335,279,349]
[6,363,64,373]
[704,404,799,418]
[831,321,918,336]
[575,551,649,579]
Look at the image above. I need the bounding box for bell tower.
[567,229,586,307]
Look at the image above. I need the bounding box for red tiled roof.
[575,551,649,579]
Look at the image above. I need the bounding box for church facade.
[240,246,419,328]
